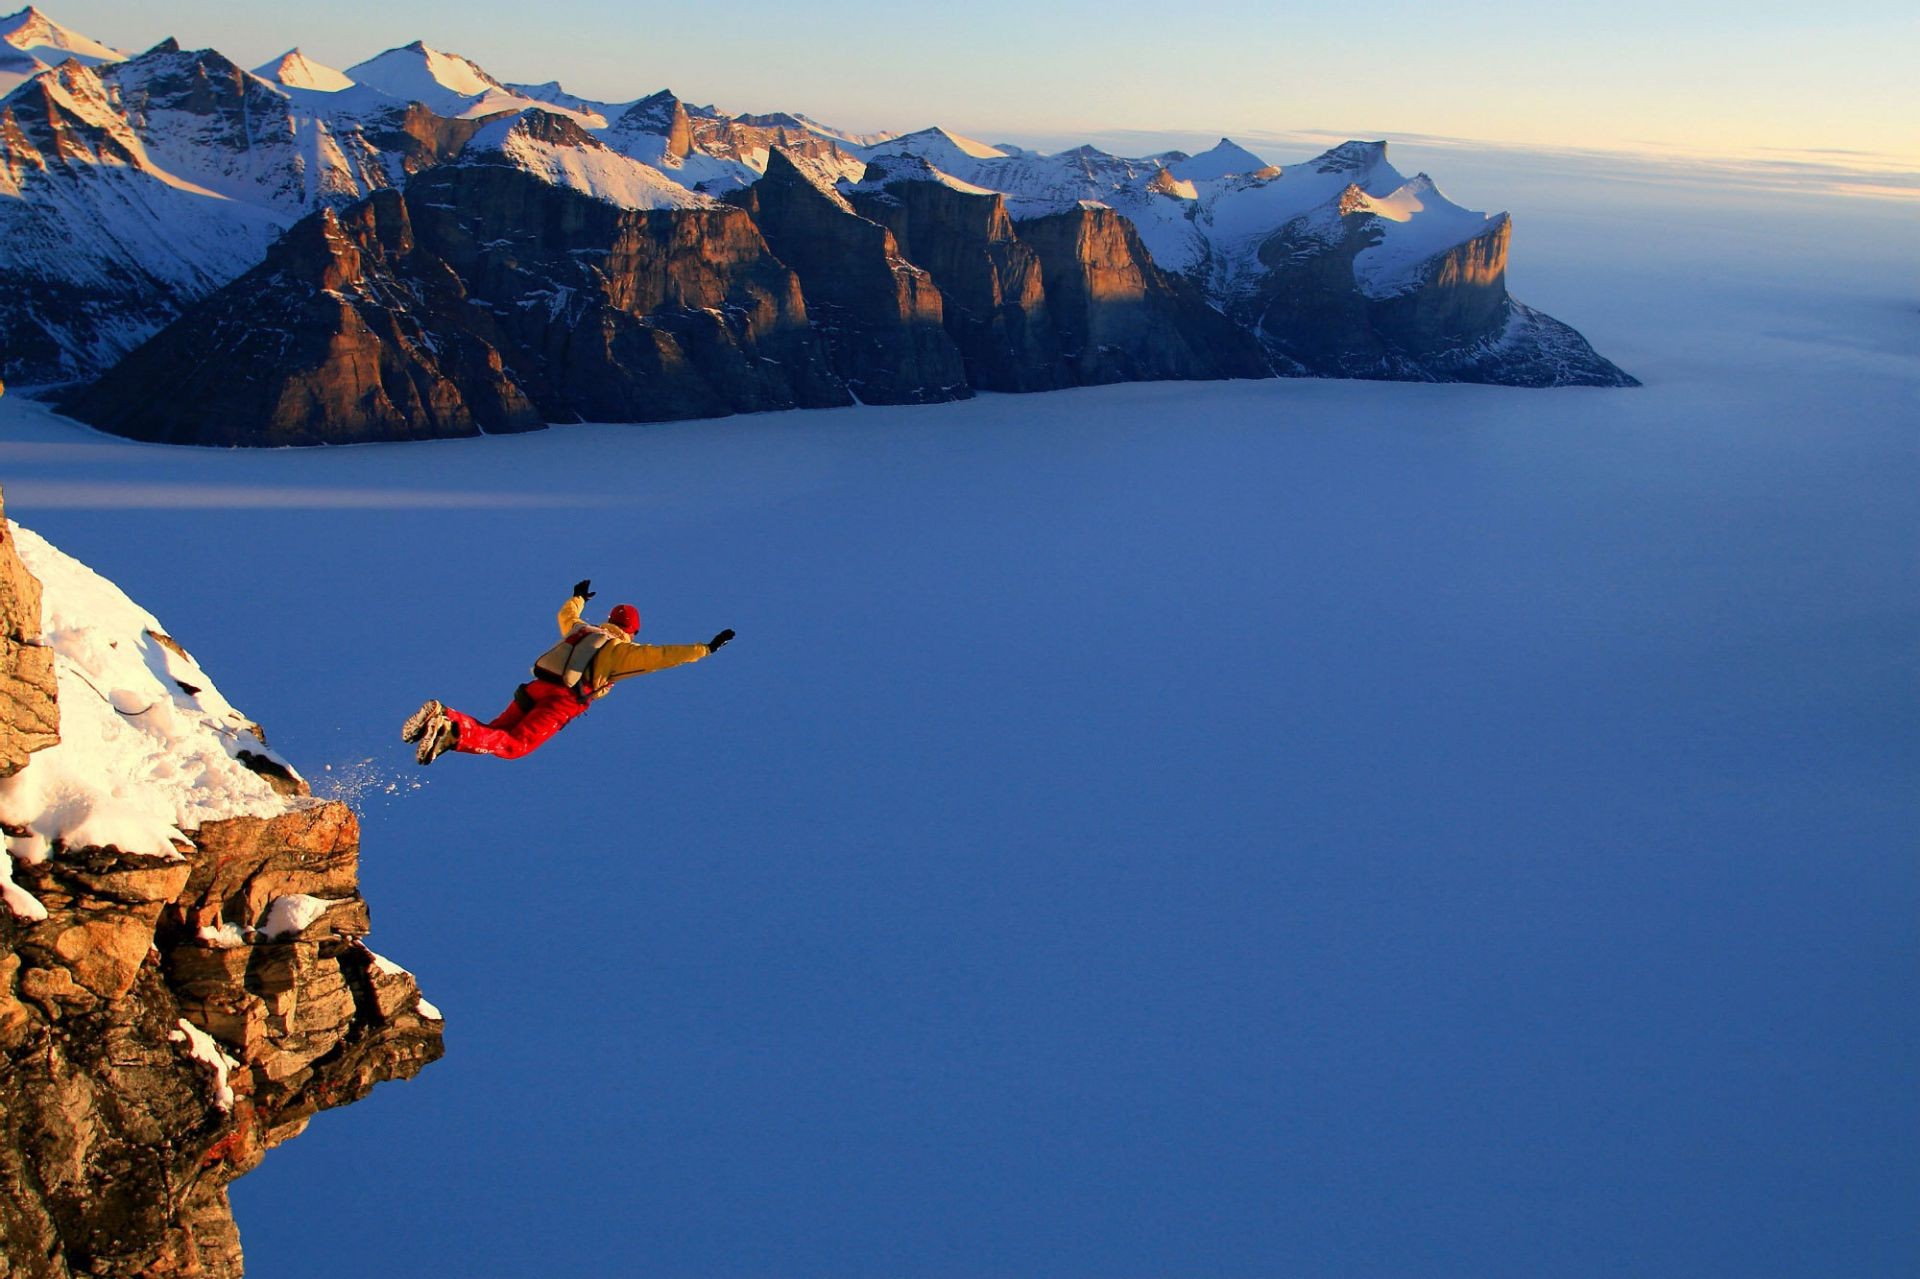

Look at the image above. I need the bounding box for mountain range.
[0,7,1636,445]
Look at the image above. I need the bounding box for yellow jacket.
[550,593,711,700]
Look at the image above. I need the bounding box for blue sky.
[41,0,1920,162]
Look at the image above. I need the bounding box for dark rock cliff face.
[847,161,1067,393]
[1243,187,1636,386]
[400,146,847,422]
[726,150,967,405]
[67,154,849,445]
[62,191,542,446]
[1015,205,1272,385]
[0,488,442,1278]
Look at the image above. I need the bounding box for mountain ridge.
[1,7,1634,435]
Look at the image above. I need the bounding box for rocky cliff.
[3,7,1638,441]
[0,490,442,1276]
[726,149,968,405]
[1240,180,1636,385]
[66,119,850,445]
[846,155,1067,393]
[1015,204,1272,386]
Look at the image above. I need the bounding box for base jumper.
[403,580,734,764]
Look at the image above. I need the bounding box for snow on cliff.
[1348,173,1503,297]
[469,110,715,210]
[0,522,304,891]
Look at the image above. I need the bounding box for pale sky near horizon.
[27,0,1920,165]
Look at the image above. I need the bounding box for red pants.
[446,680,587,760]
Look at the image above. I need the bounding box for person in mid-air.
[403,580,734,765]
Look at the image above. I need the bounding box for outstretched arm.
[599,630,733,686]
[557,579,594,636]
[602,641,713,683]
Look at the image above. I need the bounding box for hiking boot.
[401,699,444,743]
[415,715,458,766]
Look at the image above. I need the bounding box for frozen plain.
[1,143,1915,1277]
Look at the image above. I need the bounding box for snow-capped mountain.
[252,47,354,93]
[0,4,121,95]
[0,40,409,381]
[346,40,598,124]
[1,5,1634,403]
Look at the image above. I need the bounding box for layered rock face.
[846,159,1067,393]
[726,150,967,405]
[67,147,849,444]
[405,145,846,422]
[0,492,443,1276]
[1016,205,1271,385]
[63,190,542,445]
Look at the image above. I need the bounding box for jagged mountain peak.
[346,40,516,114]
[1310,139,1390,174]
[0,4,122,62]
[1168,137,1271,182]
[848,150,996,198]
[252,46,353,92]
[618,87,683,128]
[888,125,1008,160]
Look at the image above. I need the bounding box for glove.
[707,629,735,652]
[573,579,595,601]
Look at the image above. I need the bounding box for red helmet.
[607,603,640,636]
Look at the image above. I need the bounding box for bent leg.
[447,684,585,760]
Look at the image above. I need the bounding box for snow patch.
[0,850,46,920]
[169,1017,237,1111]
[197,922,248,948]
[471,111,713,211]
[257,893,338,941]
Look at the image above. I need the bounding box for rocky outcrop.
[66,155,850,444]
[401,148,847,422]
[1239,181,1636,386]
[62,190,543,446]
[614,89,694,162]
[727,149,967,404]
[0,491,56,774]
[0,499,442,1277]
[0,803,443,1278]
[1015,205,1271,385]
[847,156,1066,393]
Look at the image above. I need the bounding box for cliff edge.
[0,488,443,1278]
